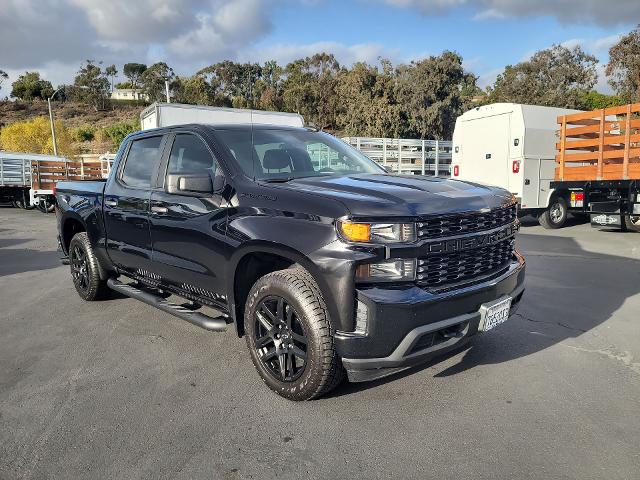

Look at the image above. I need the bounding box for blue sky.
[1,0,638,93]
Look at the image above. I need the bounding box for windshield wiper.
[263,177,295,183]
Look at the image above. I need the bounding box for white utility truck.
[451,103,581,227]
[140,103,305,130]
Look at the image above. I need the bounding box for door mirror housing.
[167,173,213,196]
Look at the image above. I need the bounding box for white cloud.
[241,41,401,66]
[383,0,640,26]
[169,0,271,65]
[0,0,275,87]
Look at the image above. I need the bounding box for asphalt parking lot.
[1,207,639,480]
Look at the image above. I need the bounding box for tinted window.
[215,128,384,180]
[121,136,163,188]
[167,134,216,175]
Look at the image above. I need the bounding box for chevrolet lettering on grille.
[424,222,520,255]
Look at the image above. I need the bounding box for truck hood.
[277,174,512,218]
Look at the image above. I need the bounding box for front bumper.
[335,255,525,382]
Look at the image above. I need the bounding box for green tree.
[395,51,477,139]
[174,74,215,105]
[105,64,118,93]
[197,61,262,108]
[488,44,598,109]
[581,91,625,110]
[281,58,316,119]
[140,62,177,102]
[73,60,110,110]
[336,60,403,137]
[254,60,283,111]
[606,25,640,103]
[10,72,54,101]
[306,53,341,129]
[123,63,147,89]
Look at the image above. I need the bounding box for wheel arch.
[227,242,330,337]
[543,187,568,208]
[61,214,87,254]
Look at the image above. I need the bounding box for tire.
[14,199,35,210]
[244,266,344,400]
[539,196,568,229]
[37,198,55,213]
[68,232,110,301]
[625,214,640,233]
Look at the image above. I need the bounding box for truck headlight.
[356,259,416,282]
[338,221,416,244]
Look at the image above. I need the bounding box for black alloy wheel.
[70,243,90,294]
[253,295,308,382]
[68,232,109,301]
[244,266,344,400]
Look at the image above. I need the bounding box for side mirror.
[383,165,393,173]
[212,170,226,192]
[167,173,213,196]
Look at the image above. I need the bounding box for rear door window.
[120,136,163,188]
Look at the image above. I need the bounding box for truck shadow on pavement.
[0,237,61,277]
[332,231,640,395]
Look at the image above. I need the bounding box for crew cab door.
[148,132,230,304]
[103,134,166,272]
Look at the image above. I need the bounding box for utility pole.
[47,90,63,156]
[165,81,170,103]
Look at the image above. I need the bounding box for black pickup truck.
[56,124,525,400]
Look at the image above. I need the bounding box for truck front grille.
[417,203,517,239]
[417,237,515,290]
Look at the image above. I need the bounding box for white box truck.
[451,103,581,227]
[140,103,305,130]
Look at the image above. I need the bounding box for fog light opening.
[354,299,368,335]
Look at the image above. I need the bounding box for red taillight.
[453,165,459,177]
[512,160,520,174]
[575,192,584,201]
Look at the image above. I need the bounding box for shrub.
[0,116,76,156]
[74,125,96,142]
[102,121,139,148]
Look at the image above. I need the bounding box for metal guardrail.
[342,137,453,176]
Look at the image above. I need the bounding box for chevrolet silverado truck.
[55,123,525,400]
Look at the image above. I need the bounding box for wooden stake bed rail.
[31,159,108,190]
[555,103,640,181]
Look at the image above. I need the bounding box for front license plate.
[479,297,512,332]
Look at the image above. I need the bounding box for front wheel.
[69,232,110,301]
[244,266,344,400]
[539,196,568,229]
[625,214,640,233]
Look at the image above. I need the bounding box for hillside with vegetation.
[0,25,638,158]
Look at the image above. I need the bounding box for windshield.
[214,128,385,180]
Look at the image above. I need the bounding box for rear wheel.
[69,232,109,301]
[37,198,55,213]
[539,196,568,229]
[244,266,344,400]
[13,198,35,210]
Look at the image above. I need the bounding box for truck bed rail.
[555,103,640,181]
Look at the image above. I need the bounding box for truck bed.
[555,103,640,181]
[56,180,106,196]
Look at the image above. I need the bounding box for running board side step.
[107,278,227,332]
